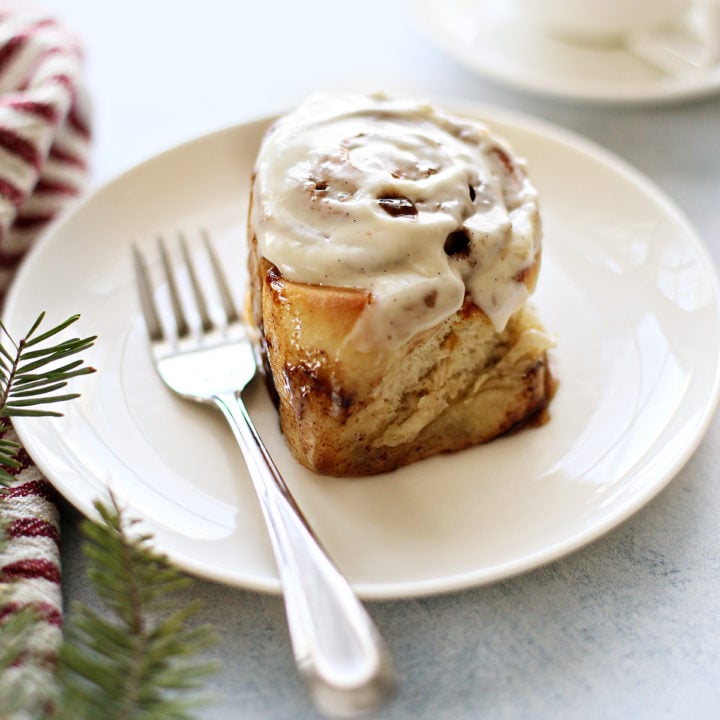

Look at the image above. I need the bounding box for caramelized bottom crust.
[250,249,555,477]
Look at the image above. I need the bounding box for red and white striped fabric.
[0,1,92,304]
[0,431,63,708]
[0,2,91,707]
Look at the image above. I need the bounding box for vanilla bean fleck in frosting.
[250,93,542,349]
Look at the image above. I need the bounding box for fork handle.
[213,391,396,717]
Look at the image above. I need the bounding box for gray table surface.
[38,1,720,718]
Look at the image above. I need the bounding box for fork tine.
[202,229,240,324]
[157,235,190,339]
[179,232,214,333]
[132,244,164,342]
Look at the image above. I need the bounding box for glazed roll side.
[247,94,555,476]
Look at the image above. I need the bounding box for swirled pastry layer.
[250,93,542,350]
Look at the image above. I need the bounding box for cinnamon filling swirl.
[250,93,542,350]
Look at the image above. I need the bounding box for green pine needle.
[0,313,96,486]
[0,313,96,419]
[0,437,22,468]
[1,313,218,719]
[0,601,38,673]
[56,495,217,720]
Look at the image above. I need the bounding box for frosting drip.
[251,93,542,349]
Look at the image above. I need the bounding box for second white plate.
[410,0,720,103]
[5,104,720,598]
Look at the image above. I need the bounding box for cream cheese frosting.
[250,93,542,350]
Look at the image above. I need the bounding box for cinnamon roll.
[247,93,554,476]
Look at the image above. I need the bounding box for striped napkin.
[0,1,91,709]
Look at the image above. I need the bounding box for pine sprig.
[0,311,96,417]
[56,495,217,720]
[0,313,218,719]
[0,312,96,484]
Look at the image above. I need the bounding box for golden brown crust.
[248,217,553,476]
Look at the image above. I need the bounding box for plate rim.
[5,102,720,599]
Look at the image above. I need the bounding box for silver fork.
[132,232,395,717]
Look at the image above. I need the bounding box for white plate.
[5,105,720,599]
[409,0,720,104]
